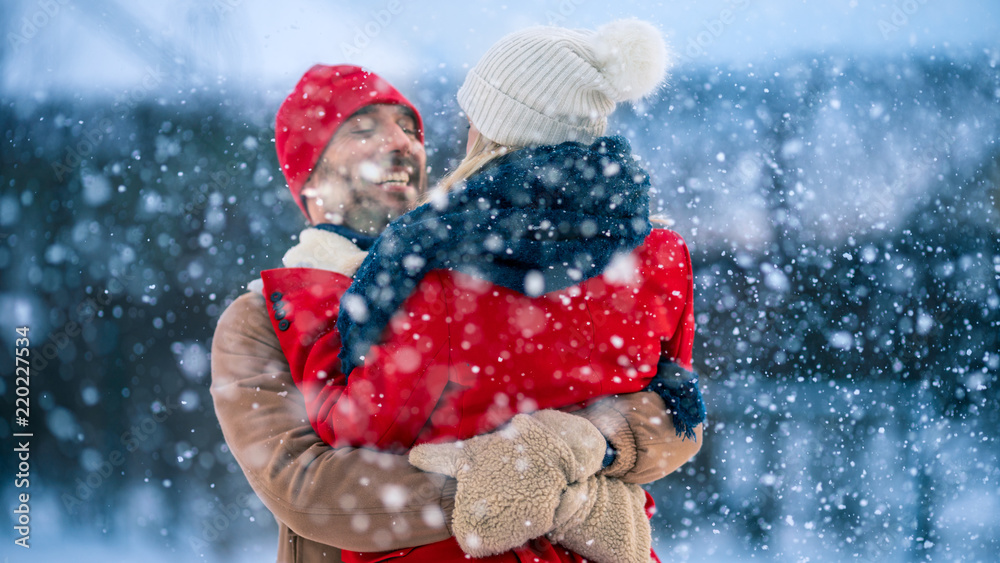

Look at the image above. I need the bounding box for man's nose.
[380,123,413,155]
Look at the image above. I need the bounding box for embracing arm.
[259,267,451,451]
[571,228,703,485]
[575,392,702,484]
[209,292,456,552]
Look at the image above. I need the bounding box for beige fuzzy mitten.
[547,475,653,563]
[409,409,606,557]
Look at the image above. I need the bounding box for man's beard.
[343,188,409,234]
[369,154,422,191]
[307,156,422,233]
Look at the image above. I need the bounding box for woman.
[261,19,704,563]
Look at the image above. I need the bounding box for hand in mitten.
[548,475,653,563]
[409,409,606,557]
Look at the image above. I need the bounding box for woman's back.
[261,227,693,451]
[417,228,694,443]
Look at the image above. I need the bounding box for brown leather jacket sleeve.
[210,292,456,553]
[576,392,703,484]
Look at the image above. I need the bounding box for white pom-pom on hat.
[592,19,672,102]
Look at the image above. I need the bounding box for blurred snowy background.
[1,0,998,561]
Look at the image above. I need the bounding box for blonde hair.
[422,134,521,202]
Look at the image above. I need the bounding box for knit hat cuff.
[458,68,606,147]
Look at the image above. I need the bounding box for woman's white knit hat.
[457,19,673,147]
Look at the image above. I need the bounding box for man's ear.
[302,192,323,226]
[303,196,317,225]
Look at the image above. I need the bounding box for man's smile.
[360,161,419,193]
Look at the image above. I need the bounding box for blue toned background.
[1,1,998,561]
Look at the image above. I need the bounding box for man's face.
[303,104,426,233]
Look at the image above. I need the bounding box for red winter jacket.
[259,227,694,562]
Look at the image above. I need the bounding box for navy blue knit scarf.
[335,135,652,376]
[314,223,378,250]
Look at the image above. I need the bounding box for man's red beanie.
[275,64,424,218]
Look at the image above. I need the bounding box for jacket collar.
[248,226,369,295]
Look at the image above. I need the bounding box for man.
[275,64,426,231]
[210,64,700,562]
